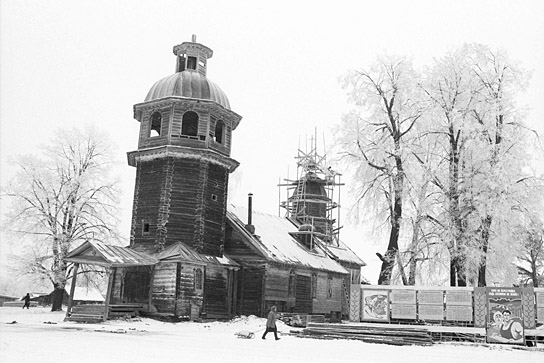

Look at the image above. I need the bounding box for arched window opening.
[181,111,199,137]
[214,120,224,144]
[194,268,203,290]
[288,270,296,297]
[149,112,162,137]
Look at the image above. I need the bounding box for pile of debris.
[293,323,434,346]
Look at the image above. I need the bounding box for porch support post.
[103,267,115,321]
[65,263,79,320]
[148,265,156,311]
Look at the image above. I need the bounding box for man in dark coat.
[21,293,31,309]
[262,305,280,340]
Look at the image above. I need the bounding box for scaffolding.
[278,139,344,247]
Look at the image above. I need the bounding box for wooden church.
[65,36,365,322]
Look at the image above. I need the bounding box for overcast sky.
[1,0,543,283]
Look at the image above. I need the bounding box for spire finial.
[192,34,197,43]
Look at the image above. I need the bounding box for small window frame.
[142,221,150,235]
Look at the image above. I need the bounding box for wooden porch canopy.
[64,240,158,321]
[156,242,240,270]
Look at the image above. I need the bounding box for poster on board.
[361,289,389,321]
[486,287,524,344]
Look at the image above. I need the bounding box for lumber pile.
[296,323,434,346]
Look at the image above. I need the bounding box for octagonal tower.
[128,36,242,256]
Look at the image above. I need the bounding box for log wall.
[203,265,231,319]
[224,223,266,316]
[151,261,204,316]
[130,157,228,256]
[264,265,343,316]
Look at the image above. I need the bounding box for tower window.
[142,221,150,235]
[187,56,197,70]
[149,112,162,137]
[214,120,224,144]
[211,194,218,201]
[181,111,199,137]
[177,55,186,72]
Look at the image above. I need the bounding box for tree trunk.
[378,198,402,285]
[477,215,493,287]
[51,283,65,311]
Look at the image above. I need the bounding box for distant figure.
[21,293,31,309]
[262,305,280,340]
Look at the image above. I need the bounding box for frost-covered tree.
[337,44,540,286]
[516,219,544,287]
[2,126,121,311]
[336,55,423,285]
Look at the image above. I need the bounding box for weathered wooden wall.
[150,261,204,317]
[311,271,343,315]
[151,262,177,313]
[203,265,231,319]
[262,264,344,316]
[130,157,228,256]
[224,223,266,316]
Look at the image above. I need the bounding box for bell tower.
[128,36,242,256]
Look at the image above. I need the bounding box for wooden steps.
[108,304,144,318]
[296,323,434,346]
[65,304,145,322]
[65,313,104,323]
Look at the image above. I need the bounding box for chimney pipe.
[246,193,255,234]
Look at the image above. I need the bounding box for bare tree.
[336,55,423,285]
[2,126,121,311]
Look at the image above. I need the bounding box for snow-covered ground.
[0,307,542,363]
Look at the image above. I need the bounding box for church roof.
[144,71,231,109]
[227,205,364,274]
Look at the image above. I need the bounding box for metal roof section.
[227,204,349,274]
[326,242,366,266]
[155,242,239,269]
[66,240,158,267]
[144,71,231,109]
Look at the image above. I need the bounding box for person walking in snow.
[21,293,31,309]
[262,305,280,340]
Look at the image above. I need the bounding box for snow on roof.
[227,205,349,274]
[66,240,158,267]
[326,242,366,266]
[156,242,239,268]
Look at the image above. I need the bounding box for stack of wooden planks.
[295,323,434,346]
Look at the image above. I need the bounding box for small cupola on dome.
[173,34,213,76]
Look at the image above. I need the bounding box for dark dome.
[145,71,231,109]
